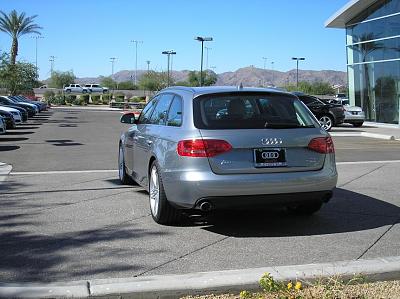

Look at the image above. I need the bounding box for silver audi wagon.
[119,86,337,224]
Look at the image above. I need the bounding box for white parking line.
[337,160,400,165]
[11,170,118,175]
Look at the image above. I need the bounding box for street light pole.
[49,56,55,74]
[162,50,176,87]
[292,57,305,87]
[271,61,274,85]
[195,36,213,86]
[146,60,151,72]
[31,35,43,79]
[131,40,143,86]
[262,57,268,87]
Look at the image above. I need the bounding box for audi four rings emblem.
[261,138,283,145]
[261,152,279,159]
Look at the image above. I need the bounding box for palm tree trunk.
[10,36,18,65]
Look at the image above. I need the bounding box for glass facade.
[346,0,400,124]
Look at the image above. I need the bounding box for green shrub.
[130,96,145,103]
[48,94,65,105]
[91,95,101,104]
[102,94,110,104]
[115,93,125,101]
[81,94,89,104]
[65,95,76,104]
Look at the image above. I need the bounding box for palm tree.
[0,10,42,65]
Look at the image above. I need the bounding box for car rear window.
[193,92,318,129]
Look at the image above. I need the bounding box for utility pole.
[262,57,268,87]
[271,61,275,86]
[110,57,117,92]
[131,40,143,86]
[205,46,212,70]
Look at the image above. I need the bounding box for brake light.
[308,137,335,154]
[177,139,232,157]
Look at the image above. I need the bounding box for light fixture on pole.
[162,50,176,87]
[131,40,143,86]
[292,57,305,87]
[49,56,56,74]
[31,35,43,79]
[195,36,213,86]
[146,60,151,72]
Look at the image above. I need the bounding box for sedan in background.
[0,110,16,129]
[293,92,345,131]
[0,106,22,124]
[119,86,337,225]
[0,96,37,117]
[331,98,365,127]
[14,95,47,111]
[0,116,6,134]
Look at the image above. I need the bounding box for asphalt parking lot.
[0,107,400,283]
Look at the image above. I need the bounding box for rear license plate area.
[254,148,287,168]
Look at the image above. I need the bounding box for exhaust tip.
[199,201,213,212]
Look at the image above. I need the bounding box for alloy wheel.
[149,165,160,216]
[319,115,333,131]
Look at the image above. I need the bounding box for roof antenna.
[238,82,243,90]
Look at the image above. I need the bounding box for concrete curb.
[1,256,400,298]
[0,162,12,183]
[51,106,123,111]
[330,131,396,140]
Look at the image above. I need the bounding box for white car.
[84,84,109,93]
[0,116,6,134]
[0,106,22,123]
[332,98,365,127]
[64,84,88,93]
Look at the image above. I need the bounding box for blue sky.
[0,0,349,80]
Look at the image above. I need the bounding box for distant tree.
[118,80,137,90]
[48,70,75,88]
[139,71,169,92]
[283,81,334,95]
[0,10,42,65]
[100,76,117,89]
[0,52,39,95]
[187,71,217,86]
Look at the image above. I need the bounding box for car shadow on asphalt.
[195,188,400,237]
[0,145,20,152]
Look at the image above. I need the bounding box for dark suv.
[293,92,345,131]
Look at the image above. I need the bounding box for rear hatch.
[193,92,328,175]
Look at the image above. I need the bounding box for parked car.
[0,97,28,121]
[0,116,6,134]
[0,110,16,129]
[292,92,345,131]
[330,98,365,127]
[119,86,338,225]
[84,84,109,93]
[0,106,22,124]
[0,96,37,117]
[12,95,47,112]
[63,84,88,93]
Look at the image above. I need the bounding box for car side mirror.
[120,113,136,124]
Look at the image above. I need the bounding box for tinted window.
[149,94,174,125]
[299,95,322,105]
[194,92,317,129]
[138,97,157,124]
[167,96,182,127]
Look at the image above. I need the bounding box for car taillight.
[177,139,232,157]
[308,137,335,154]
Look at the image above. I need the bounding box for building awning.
[325,0,378,28]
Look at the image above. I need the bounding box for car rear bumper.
[344,113,365,122]
[162,155,338,209]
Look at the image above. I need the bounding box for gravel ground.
[182,280,400,299]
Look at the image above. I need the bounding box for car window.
[149,94,174,125]
[166,96,183,127]
[138,97,158,124]
[194,92,318,129]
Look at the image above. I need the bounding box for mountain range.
[75,66,347,87]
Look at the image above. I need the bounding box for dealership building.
[326,0,400,125]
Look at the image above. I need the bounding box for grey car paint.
[119,86,338,219]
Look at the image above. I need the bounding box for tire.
[352,122,363,127]
[287,202,323,215]
[319,115,333,131]
[66,89,71,93]
[82,90,87,94]
[118,144,134,185]
[149,161,181,225]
